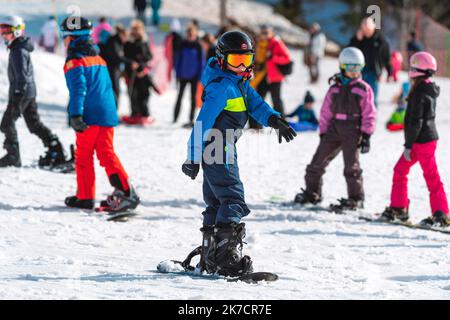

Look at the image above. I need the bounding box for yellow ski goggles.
[226,53,254,68]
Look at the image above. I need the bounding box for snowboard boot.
[294,188,322,205]
[0,143,21,168]
[38,136,67,167]
[199,225,216,273]
[64,196,95,210]
[329,198,364,214]
[213,222,253,277]
[419,211,449,228]
[99,185,140,212]
[378,206,409,222]
[179,225,215,273]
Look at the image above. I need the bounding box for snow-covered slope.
[0,0,310,46]
[0,0,450,300]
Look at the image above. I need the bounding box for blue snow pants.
[201,160,250,226]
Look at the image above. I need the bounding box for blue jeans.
[362,68,379,107]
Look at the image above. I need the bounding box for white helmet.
[0,15,25,38]
[339,47,365,72]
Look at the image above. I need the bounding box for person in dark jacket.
[349,16,392,106]
[378,51,449,227]
[0,15,66,168]
[102,24,131,106]
[286,91,319,132]
[173,24,204,127]
[134,0,147,25]
[124,20,154,124]
[60,16,139,211]
[407,31,423,62]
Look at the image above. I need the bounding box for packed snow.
[0,0,449,300]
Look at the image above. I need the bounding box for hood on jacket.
[416,80,440,99]
[9,36,34,52]
[201,57,242,86]
[67,35,99,59]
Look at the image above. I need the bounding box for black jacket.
[8,37,36,100]
[404,81,440,149]
[349,31,392,78]
[102,34,132,69]
[124,39,153,75]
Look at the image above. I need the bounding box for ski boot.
[0,143,21,168]
[294,188,322,205]
[212,222,253,277]
[419,211,449,228]
[64,196,95,210]
[38,136,67,167]
[329,198,364,214]
[378,206,409,222]
[99,185,140,212]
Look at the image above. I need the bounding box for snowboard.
[156,260,278,284]
[359,214,450,234]
[95,206,137,222]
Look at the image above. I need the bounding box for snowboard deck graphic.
[156,260,278,284]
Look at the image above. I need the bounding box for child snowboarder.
[286,91,319,132]
[378,52,449,227]
[0,15,66,168]
[294,47,376,213]
[60,16,140,212]
[181,31,297,277]
[386,81,410,132]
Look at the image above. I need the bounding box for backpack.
[277,60,294,76]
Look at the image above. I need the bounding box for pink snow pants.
[390,140,449,214]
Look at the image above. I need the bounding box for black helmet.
[60,16,92,37]
[216,30,254,70]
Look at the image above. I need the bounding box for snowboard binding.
[181,223,253,277]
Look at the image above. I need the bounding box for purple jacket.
[319,77,376,135]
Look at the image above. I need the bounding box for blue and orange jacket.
[187,58,280,163]
[64,36,118,127]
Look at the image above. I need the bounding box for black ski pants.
[173,79,198,123]
[0,98,53,150]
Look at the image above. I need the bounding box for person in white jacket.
[305,22,326,83]
[39,16,59,53]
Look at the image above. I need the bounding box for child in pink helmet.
[378,51,449,227]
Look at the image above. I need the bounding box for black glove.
[359,133,371,154]
[182,160,200,180]
[70,116,89,133]
[11,89,25,108]
[268,115,297,143]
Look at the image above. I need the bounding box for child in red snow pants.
[390,140,449,214]
[76,126,129,200]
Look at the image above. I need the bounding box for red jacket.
[266,36,291,83]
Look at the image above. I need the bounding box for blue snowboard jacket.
[187,58,280,163]
[64,36,118,127]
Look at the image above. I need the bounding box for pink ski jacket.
[319,77,376,135]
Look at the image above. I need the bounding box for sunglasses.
[227,53,254,68]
